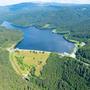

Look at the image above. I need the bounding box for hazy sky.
[0,0,90,6]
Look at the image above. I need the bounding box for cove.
[1,21,74,53]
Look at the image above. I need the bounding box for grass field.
[10,50,50,77]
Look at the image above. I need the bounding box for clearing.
[10,49,50,77]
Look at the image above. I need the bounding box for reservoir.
[2,21,74,53]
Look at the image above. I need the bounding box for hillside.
[0,27,33,90]
[0,3,90,90]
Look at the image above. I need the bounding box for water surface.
[2,21,74,53]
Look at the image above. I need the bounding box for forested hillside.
[0,27,41,90]
[27,53,90,90]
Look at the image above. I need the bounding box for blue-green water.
[2,21,74,53]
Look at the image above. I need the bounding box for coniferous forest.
[0,3,90,90]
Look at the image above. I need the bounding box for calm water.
[2,21,74,53]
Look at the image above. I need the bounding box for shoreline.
[3,21,80,58]
[52,30,86,58]
[7,26,86,59]
[7,39,85,59]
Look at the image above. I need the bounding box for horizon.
[0,0,90,6]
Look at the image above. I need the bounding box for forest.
[0,3,90,90]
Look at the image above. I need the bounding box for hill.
[0,3,90,90]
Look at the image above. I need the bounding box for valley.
[0,3,90,90]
